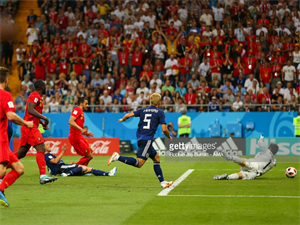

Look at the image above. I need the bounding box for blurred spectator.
[21,74,33,89]
[14,86,27,112]
[208,96,221,112]
[61,100,73,113]
[272,96,286,112]
[232,96,243,112]
[100,90,112,105]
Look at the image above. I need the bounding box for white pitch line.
[161,195,300,199]
[158,169,194,196]
[194,169,286,171]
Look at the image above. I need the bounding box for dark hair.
[34,80,45,91]
[78,97,87,105]
[269,143,279,155]
[0,67,9,83]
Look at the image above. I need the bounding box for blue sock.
[153,162,164,182]
[67,167,84,176]
[118,156,138,167]
[91,169,108,176]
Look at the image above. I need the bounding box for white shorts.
[240,162,259,180]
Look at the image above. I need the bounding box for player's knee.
[0,168,7,178]
[152,154,160,163]
[18,151,26,159]
[16,164,25,176]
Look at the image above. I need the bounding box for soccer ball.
[285,167,297,178]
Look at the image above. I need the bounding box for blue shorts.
[136,140,157,161]
[58,164,79,174]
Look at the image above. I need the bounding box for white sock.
[40,175,46,178]
[227,174,239,180]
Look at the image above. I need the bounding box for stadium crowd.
[1,0,300,113]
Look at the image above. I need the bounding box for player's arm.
[46,143,67,164]
[6,111,33,128]
[118,112,135,123]
[161,124,172,141]
[69,115,85,134]
[28,102,49,125]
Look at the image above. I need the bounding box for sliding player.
[214,136,278,180]
[68,97,94,166]
[44,143,117,177]
[0,67,34,207]
[15,80,57,185]
[107,93,173,188]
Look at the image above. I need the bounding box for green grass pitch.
[0,154,299,225]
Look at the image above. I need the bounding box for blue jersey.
[45,153,64,176]
[133,106,166,141]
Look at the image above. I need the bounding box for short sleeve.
[28,94,39,105]
[44,154,53,163]
[133,109,142,117]
[4,92,15,114]
[71,108,81,119]
[159,111,166,125]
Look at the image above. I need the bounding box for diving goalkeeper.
[214,136,278,180]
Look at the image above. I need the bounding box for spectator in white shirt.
[198,58,210,78]
[100,90,112,105]
[232,96,243,111]
[65,7,75,21]
[150,73,162,87]
[200,8,213,26]
[212,3,225,22]
[256,23,268,37]
[16,42,26,65]
[133,16,144,31]
[26,23,39,44]
[276,23,291,37]
[136,82,149,96]
[178,3,188,23]
[164,54,179,77]
[244,74,259,90]
[153,37,166,60]
[282,60,296,86]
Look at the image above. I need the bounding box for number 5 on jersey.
[143,114,152,129]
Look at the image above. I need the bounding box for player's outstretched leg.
[75,156,92,166]
[107,152,139,167]
[0,161,24,207]
[35,143,58,184]
[61,165,117,177]
[152,154,173,188]
[214,173,242,180]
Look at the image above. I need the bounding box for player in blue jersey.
[44,143,117,177]
[107,93,173,188]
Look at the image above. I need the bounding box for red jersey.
[257,93,271,104]
[70,107,84,137]
[196,86,211,93]
[271,56,286,65]
[209,58,222,73]
[243,56,256,74]
[260,67,272,83]
[46,60,56,74]
[0,89,15,142]
[132,51,142,66]
[165,27,178,36]
[283,43,294,58]
[184,93,197,105]
[257,19,269,27]
[179,57,192,74]
[24,91,43,128]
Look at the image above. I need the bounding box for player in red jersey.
[0,67,34,207]
[15,80,58,185]
[68,97,94,166]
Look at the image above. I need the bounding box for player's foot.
[0,191,9,208]
[213,173,228,180]
[108,167,117,176]
[259,135,264,142]
[40,175,58,185]
[161,181,173,188]
[107,152,120,166]
[84,173,92,176]
[61,173,68,177]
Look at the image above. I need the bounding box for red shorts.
[69,135,91,156]
[19,126,44,148]
[0,141,19,164]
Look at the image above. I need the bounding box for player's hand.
[169,137,173,142]
[81,129,88,135]
[118,118,123,123]
[87,132,94,137]
[44,117,49,125]
[40,121,49,130]
[62,144,67,152]
[26,121,34,129]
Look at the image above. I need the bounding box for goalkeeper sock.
[91,169,108,176]
[118,156,139,167]
[227,174,239,180]
[67,167,84,176]
[153,162,164,182]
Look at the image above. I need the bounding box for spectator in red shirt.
[46,55,57,82]
[132,46,143,79]
[184,87,198,106]
[243,50,256,77]
[179,53,192,83]
[139,65,153,84]
[260,61,272,90]
[85,7,96,24]
[258,87,272,104]
[57,9,68,29]
[34,51,46,81]
[256,13,269,27]
[210,52,222,81]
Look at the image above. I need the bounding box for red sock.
[0,170,21,191]
[75,157,91,166]
[36,151,46,176]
